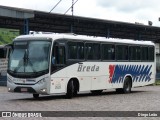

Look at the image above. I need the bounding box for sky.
[0,0,160,26]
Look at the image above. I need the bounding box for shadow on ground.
[8,90,146,101]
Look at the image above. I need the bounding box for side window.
[129,46,141,60]
[148,46,154,61]
[93,43,100,60]
[85,43,100,60]
[141,46,148,61]
[116,45,128,60]
[68,42,84,59]
[54,46,65,65]
[59,46,65,64]
[102,44,115,60]
[68,42,77,59]
[77,42,84,59]
[0,48,7,58]
[85,43,93,60]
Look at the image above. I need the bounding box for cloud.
[0,0,159,26]
[94,0,160,25]
[96,0,159,12]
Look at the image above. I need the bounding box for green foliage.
[155,80,160,85]
[0,28,19,45]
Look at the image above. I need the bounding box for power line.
[49,0,62,13]
[64,0,79,15]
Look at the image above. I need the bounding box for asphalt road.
[0,86,160,120]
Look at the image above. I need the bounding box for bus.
[7,33,156,98]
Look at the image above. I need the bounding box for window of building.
[0,48,7,58]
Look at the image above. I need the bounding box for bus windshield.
[8,40,51,77]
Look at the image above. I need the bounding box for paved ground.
[0,86,160,120]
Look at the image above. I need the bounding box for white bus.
[7,33,156,98]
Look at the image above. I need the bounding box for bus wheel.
[91,90,103,95]
[116,77,132,94]
[66,80,75,99]
[33,94,39,99]
[123,77,132,93]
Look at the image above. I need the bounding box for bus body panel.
[49,61,155,94]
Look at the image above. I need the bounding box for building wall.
[156,43,160,79]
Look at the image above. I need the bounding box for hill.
[0,28,19,45]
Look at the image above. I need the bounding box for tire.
[66,80,76,99]
[116,77,132,94]
[91,90,103,95]
[123,77,132,93]
[33,94,39,99]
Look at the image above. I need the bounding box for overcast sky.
[0,0,160,26]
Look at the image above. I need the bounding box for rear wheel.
[33,94,39,99]
[116,77,132,94]
[123,77,132,93]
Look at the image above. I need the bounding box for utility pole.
[71,0,74,33]
[71,0,74,16]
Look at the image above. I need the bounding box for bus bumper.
[7,76,50,95]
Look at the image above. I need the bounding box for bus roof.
[14,33,155,46]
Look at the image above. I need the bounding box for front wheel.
[66,80,76,99]
[33,94,39,99]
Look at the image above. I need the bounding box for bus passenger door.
[51,44,66,72]
[50,43,66,93]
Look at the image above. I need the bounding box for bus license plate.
[21,88,28,92]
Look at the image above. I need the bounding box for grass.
[154,80,160,85]
[0,28,19,45]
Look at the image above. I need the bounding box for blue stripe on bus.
[109,65,152,83]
